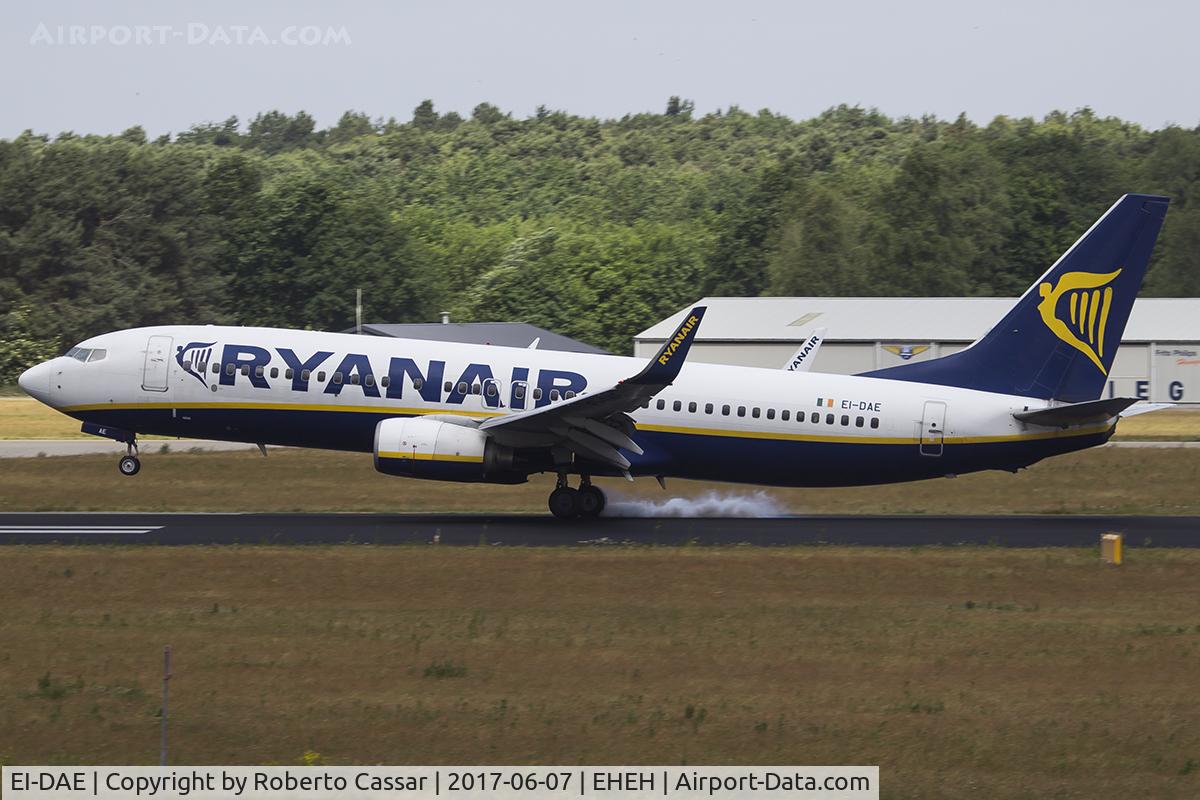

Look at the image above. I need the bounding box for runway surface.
[0,513,1196,547]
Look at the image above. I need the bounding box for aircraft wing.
[784,327,826,372]
[478,307,706,472]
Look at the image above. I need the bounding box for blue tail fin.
[863,194,1170,402]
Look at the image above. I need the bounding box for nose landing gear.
[118,441,141,476]
[548,474,607,520]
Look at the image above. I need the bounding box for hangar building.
[346,321,609,355]
[636,298,1200,404]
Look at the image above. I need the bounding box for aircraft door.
[142,335,173,392]
[920,400,946,457]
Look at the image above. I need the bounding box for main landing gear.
[118,441,141,477]
[548,474,606,520]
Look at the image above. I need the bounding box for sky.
[2,0,1198,138]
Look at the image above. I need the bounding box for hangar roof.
[637,297,1200,343]
[347,322,610,354]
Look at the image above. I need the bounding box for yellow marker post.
[1101,533,1123,565]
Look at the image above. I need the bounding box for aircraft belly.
[630,428,1112,487]
[68,406,1112,489]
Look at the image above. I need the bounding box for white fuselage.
[20,325,1112,487]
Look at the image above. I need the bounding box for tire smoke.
[601,490,785,518]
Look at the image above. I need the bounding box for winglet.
[628,306,706,385]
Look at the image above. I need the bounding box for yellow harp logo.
[1036,268,1121,374]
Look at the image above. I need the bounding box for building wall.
[633,338,1199,403]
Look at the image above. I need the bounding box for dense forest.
[2,100,1199,381]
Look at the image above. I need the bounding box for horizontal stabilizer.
[1119,402,1175,418]
[1013,397,1139,427]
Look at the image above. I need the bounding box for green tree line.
[2,100,1198,381]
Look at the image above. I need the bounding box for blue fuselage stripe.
[68,406,1111,487]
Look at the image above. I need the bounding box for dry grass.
[0,398,85,439]
[0,546,1196,799]
[2,445,1200,514]
[0,399,168,440]
[1112,408,1200,440]
[1,398,1198,441]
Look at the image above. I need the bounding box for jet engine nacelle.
[374,417,526,484]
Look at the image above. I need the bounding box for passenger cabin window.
[737,406,746,418]
[532,388,543,400]
[486,383,497,397]
[781,410,790,421]
[270,367,279,379]
[472,383,481,395]
[457,381,468,394]
[212,363,220,374]
[840,414,849,426]
[751,407,761,418]
[657,399,666,410]
[811,412,820,423]
[705,403,713,414]
[688,401,697,413]
[412,378,422,390]
[285,368,294,379]
[255,365,265,378]
[565,390,576,399]
[301,369,311,381]
[240,365,250,376]
[826,413,835,424]
[514,384,526,399]
[766,408,775,420]
[317,371,326,382]
[722,405,731,416]
[673,400,682,412]
[332,372,343,385]
[380,376,390,388]
[444,381,453,393]
[856,416,864,427]
[550,389,560,401]
[225,364,235,376]
[870,418,880,429]
[364,375,374,387]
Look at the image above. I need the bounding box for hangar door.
[920,401,946,457]
[142,335,173,392]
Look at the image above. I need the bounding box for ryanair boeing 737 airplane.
[18,194,1170,518]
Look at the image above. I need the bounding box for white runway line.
[0,525,163,535]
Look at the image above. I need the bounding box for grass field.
[0,546,1196,799]
[3,445,1200,514]
[2,397,1199,441]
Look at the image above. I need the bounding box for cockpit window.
[69,348,92,362]
[87,349,107,363]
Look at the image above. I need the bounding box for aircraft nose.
[18,360,52,404]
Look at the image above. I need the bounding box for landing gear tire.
[118,455,141,476]
[578,485,606,517]
[548,486,580,520]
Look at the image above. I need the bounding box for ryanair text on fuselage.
[180,341,587,409]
